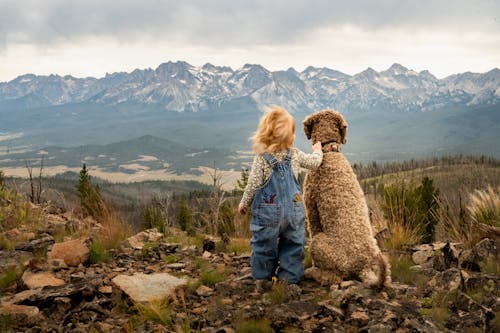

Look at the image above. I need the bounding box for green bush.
[177,198,191,232]
[381,177,439,244]
[144,205,167,233]
[88,240,112,264]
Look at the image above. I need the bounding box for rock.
[22,271,65,289]
[17,276,102,305]
[202,250,212,258]
[432,242,447,251]
[48,238,92,266]
[368,323,393,333]
[196,285,214,297]
[166,263,186,269]
[0,250,32,274]
[412,249,434,265]
[347,310,370,327]
[112,272,187,304]
[122,228,163,250]
[412,244,433,252]
[0,303,40,324]
[428,268,462,291]
[203,238,216,252]
[15,233,55,253]
[460,238,497,271]
[48,258,69,271]
[98,286,113,294]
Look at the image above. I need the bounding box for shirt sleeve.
[240,155,266,208]
[293,147,323,169]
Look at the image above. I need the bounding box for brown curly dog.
[302,110,391,289]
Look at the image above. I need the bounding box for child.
[238,106,323,290]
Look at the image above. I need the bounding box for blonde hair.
[252,106,296,154]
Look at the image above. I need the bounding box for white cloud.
[0,0,498,80]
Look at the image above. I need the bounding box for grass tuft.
[0,266,20,290]
[234,318,273,333]
[88,239,112,264]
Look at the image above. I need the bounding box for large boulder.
[48,238,92,266]
[112,272,187,304]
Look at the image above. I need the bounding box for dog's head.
[303,110,348,145]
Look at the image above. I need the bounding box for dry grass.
[384,220,423,250]
[228,237,251,255]
[434,186,500,248]
[468,186,500,227]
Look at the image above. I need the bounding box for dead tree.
[26,156,44,204]
[208,162,226,236]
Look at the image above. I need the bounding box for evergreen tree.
[236,168,249,194]
[177,198,191,232]
[77,164,104,219]
[417,176,440,243]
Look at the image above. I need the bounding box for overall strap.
[262,149,292,169]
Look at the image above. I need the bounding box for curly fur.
[303,110,391,289]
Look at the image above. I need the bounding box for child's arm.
[294,143,323,169]
[238,155,264,215]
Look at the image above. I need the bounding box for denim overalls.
[250,149,306,284]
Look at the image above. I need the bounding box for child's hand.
[312,142,322,152]
[238,203,247,215]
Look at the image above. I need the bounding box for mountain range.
[1,62,499,114]
[0,61,499,173]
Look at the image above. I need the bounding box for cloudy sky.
[1,0,499,82]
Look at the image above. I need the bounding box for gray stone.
[460,238,497,272]
[412,249,434,265]
[112,272,187,304]
[121,228,163,250]
[428,268,462,291]
[14,233,54,253]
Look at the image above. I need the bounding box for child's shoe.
[255,279,273,292]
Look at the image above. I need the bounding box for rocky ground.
[0,210,499,332]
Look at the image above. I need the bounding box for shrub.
[381,177,439,246]
[88,240,112,264]
[435,186,499,248]
[143,205,167,233]
[0,266,20,290]
[200,269,225,287]
[177,199,191,232]
[135,298,174,327]
[389,255,418,285]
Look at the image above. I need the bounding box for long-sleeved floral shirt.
[239,147,323,208]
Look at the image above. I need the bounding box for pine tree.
[77,164,104,219]
[177,198,191,232]
[236,168,249,194]
[417,176,439,243]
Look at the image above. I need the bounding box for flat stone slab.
[22,271,65,289]
[112,273,187,303]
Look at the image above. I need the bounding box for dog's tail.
[377,252,391,290]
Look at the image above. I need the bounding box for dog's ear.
[338,115,348,144]
[303,114,316,140]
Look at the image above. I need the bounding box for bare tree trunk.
[208,162,226,236]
